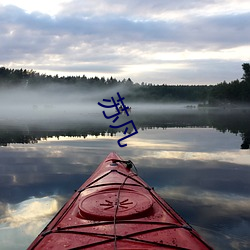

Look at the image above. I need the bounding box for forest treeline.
[0,63,250,104]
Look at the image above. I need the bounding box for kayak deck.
[28,152,213,249]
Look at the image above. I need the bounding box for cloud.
[13,6,249,49]
[58,0,244,19]
[0,1,250,84]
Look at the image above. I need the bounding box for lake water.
[0,104,250,249]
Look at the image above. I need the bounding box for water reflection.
[0,196,62,250]
[0,107,250,149]
[0,107,250,249]
[1,196,59,228]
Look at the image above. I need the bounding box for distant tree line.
[0,63,249,104]
[208,63,250,105]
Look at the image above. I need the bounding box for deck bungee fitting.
[28,152,213,249]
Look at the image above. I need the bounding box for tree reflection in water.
[0,108,249,149]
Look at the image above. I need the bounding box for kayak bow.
[28,152,213,249]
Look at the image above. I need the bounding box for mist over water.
[1,84,250,149]
[0,84,250,249]
[0,84,197,125]
[0,85,98,122]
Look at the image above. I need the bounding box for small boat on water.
[28,152,213,249]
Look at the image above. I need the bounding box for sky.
[0,0,250,85]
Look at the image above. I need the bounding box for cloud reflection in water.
[0,196,61,250]
[0,127,250,249]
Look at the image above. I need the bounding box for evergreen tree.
[242,63,250,83]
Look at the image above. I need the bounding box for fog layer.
[0,85,197,125]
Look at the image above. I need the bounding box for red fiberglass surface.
[28,152,213,249]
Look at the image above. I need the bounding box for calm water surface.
[0,106,250,249]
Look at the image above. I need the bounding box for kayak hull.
[28,152,213,249]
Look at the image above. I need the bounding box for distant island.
[0,63,249,105]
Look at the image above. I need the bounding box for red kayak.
[28,152,213,249]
